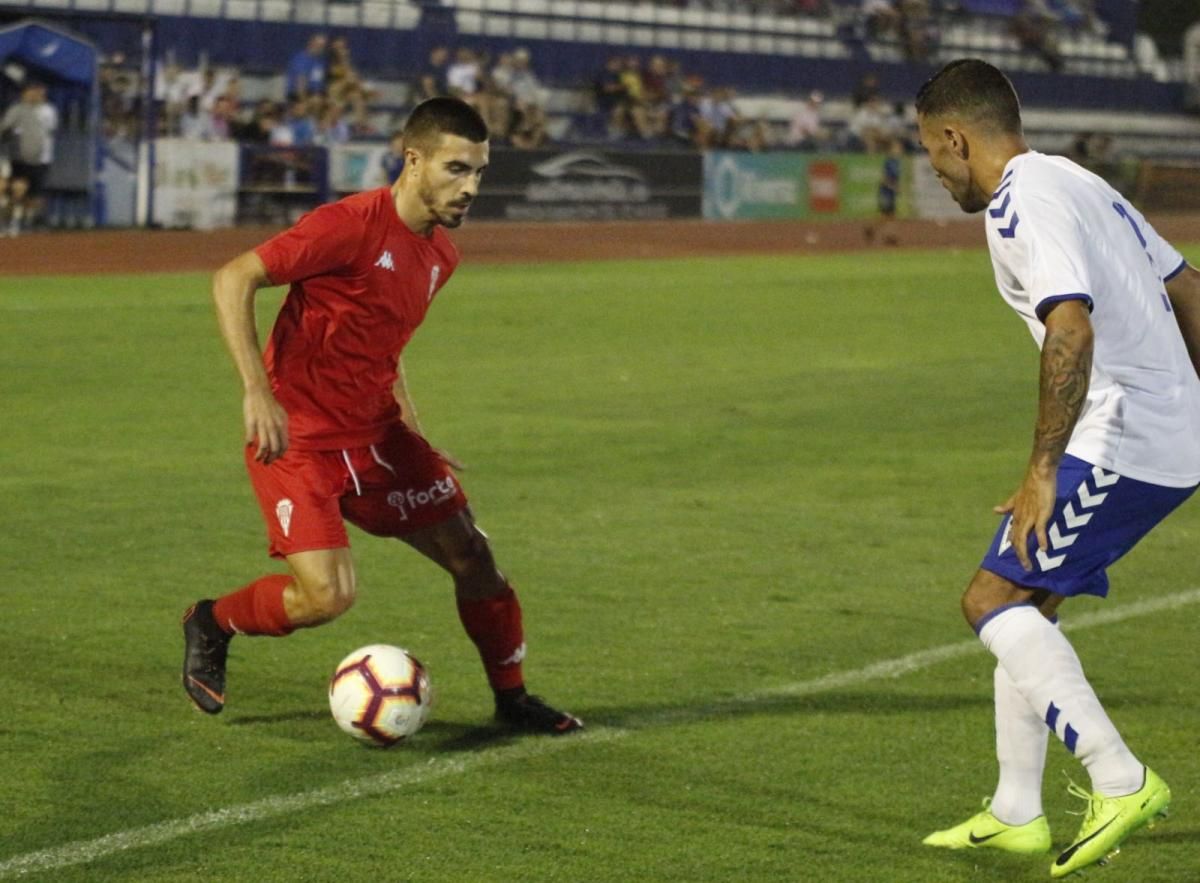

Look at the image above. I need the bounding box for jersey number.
[1112,200,1171,313]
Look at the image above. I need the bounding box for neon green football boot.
[923,799,1052,854]
[1050,767,1170,878]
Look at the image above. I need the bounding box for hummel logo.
[375,250,395,271]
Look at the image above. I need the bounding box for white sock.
[990,661,1048,825]
[979,604,1144,797]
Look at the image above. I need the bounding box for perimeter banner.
[152,138,239,230]
[703,152,806,220]
[468,147,704,221]
[703,151,913,221]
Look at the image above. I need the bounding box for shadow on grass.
[591,688,993,732]
[224,709,524,753]
[226,710,328,726]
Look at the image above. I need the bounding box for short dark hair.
[915,59,1022,134]
[402,97,488,154]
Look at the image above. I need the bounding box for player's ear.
[946,126,969,161]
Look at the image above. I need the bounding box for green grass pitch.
[1,244,1198,882]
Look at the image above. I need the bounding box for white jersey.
[985,151,1200,488]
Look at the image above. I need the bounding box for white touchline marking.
[760,586,1200,699]
[3,586,1199,879]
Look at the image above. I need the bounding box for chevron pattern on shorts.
[997,466,1119,570]
[1036,467,1119,571]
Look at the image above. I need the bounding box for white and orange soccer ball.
[328,644,433,746]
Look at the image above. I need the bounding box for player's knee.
[444,525,491,574]
[961,570,1024,630]
[447,527,504,595]
[294,572,357,624]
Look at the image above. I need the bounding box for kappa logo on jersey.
[998,466,1119,570]
[386,476,457,521]
[375,250,395,272]
[275,498,295,537]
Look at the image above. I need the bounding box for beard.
[418,180,469,229]
[948,176,990,214]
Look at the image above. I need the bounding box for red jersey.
[254,188,459,450]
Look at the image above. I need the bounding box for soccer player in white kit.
[913,59,1200,878]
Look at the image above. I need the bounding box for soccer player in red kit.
[182,97,582,734]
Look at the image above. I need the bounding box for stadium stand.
[3,0,1198,229]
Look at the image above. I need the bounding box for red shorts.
[245,421,469,559]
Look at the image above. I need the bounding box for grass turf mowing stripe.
[3,587,1197,879]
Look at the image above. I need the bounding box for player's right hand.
[243,388,289,463]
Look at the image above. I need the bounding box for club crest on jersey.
[427,265,441,302]
[375,250,395,272]
[386,477,457,521]
[275,498,294,537]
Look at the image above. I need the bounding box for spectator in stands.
[783,89,830,150]
[0,81,57,232]
[667,85,712,149]
[413,46,450,103]
[846,94,895,152]
[198,68,238,114]
[447,47,508,133]
[852,71,882,108]
[179,96,208,140]
[480,52,516,143]
[285,33,328,100]
[897,0,937,62]
[618,56,656,139]
[157,61,199,136]
[719,88,769,152]
[861,0,900,40]
[208,95,235,140]
[314,102,351,145]
[380,129,405,183]
[507,48,549,149]
[446,47,484,99]
[1011,0,1064,71]
[232,104,278,144]
[641,55,672,138]
[326,36,373,132]
[269,98,316,147]
[593,55,630,138]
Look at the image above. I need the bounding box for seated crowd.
[90,0,1114,161]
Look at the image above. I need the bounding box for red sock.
[456,585,526,691]
[213,575,294,636]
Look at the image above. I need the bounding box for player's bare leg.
[182,547,356,713]
[283,547,357,626]
[402,510,582,734]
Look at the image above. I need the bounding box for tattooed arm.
[994,299,1094,570]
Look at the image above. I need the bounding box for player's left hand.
[994,463,1057,571]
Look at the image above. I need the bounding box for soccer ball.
[329,644,433,747]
